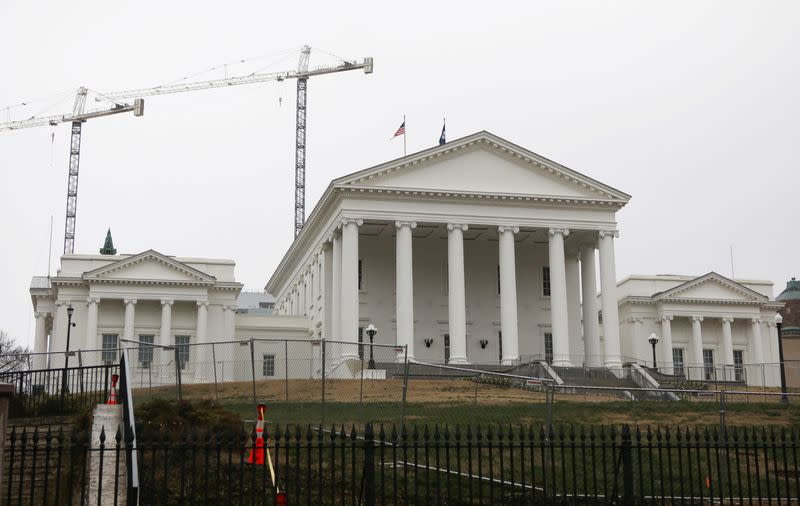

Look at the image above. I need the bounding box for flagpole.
[403,114,407,156]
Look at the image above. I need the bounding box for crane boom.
[102,59,373,100]
[0,99,144,131]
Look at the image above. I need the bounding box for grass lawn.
[133,378,800,429]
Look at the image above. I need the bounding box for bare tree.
[0,330,30,373]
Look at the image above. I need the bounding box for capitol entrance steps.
[549,366,650,400]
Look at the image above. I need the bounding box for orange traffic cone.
[247,404,267,465]
[107,374,119,405]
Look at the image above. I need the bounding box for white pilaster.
[123,299,137,343]
[332,232,342,340]
[631,317,645,362]
[395,221,417,361]
[598,231,622,368]
[340,218,362,357]
[659,315,674,374]
[750,318,763,363]
[690,316,704,380]
[580,245,601,367]
[498,225,519,365]
[85,298,99,351]
[160,300,173,347]
[196,301,208,344]
[548,228,571,367]
[51,302,68,368]
[565,251,582,364]
[223,304,236,341]
[33,312,49,369]
[447,223,469,364]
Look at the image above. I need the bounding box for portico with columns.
[30,249,242,376]
[616,272,784,386]
[267,131,631,370]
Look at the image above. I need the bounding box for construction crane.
[0,88,144,254]
[102,46,374,238]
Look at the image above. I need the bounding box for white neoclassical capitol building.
[30,131,783,386]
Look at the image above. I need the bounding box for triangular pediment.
[83,250,216,285]
[655,272,767,302]
[334,131,630,202]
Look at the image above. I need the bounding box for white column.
[598,230,622,368]
[447,223,469,364]
[395,221,417,361]
[85,298,99,351]
[323,241,333,340]
[548,228,571,367]
[160,300,173,347]
[498,225,519,365]
[659,315,674,374]
[195,301,209,379]
[580,245,601,367]
[565,251,582,364]
[721,317,735,369]
[123,299,137,343]
[33,312,49,369]
[340,218,362,357]
[332,233,342,340]
[690,316,704,380]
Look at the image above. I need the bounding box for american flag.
[392,121,406,138]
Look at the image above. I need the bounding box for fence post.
[173,347,182,402]
[249,338,256,410]
[399,346,408,431]
[284,339,289,402]
[321,340,326,428]
[363,423,376,506]
[621,424,634,505]
[211,343,218,401]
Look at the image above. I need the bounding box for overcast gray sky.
[1,1,798,348]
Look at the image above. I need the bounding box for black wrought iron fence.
[4,421,799,505]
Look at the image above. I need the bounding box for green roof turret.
[99,228,117,255]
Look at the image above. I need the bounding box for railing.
[4,422,799,504]
[0,363,117,418]
[118,349,139,504]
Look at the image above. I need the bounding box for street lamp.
[776,313,788,403]
[61,305,77,397]
[648,333,659,370]
[365,324,377,370]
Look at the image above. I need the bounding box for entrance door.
[443,334,450,364]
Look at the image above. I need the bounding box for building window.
[497,265,501,295]
[175,335,190,370]
[672,348,685,378]
[544,332,553,365]
[733,350,744,382]
[102,334,118,365]
[358,259,364,291]
[598,310,603,324]
[444,334,450,364]
[358,327,364,360]
[542,267,551,297]
[702,349,715,380]
[498,330,503,363]
[263,354,275,377]
[138,335,155,368]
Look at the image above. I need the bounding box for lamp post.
[366,324,377,370]
[648,333,659,370]
[776,313,788,403]
[61,305,77,397]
